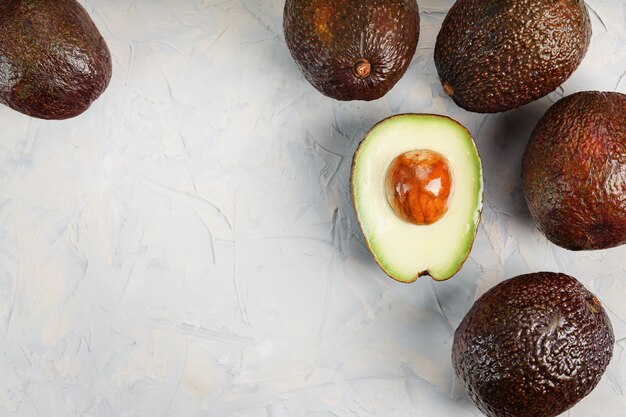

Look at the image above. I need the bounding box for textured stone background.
[0,0,624,416]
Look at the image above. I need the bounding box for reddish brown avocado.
[434,0,591,113]
[453,272,614,417]
[0,0,112,120]
[522,91,626,250]
[283,0,419,101]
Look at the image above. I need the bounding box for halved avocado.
[351,114,483,282]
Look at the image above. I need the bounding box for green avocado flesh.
[352,114,483,282]
[453,272,614,417]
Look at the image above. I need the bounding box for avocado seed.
[385,149,452,225]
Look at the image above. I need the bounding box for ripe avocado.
[453,272,614,417]
[283,0,420,101]
[0,0,112,119]
[435,0,591,113]
[522,91,626,250]
[351,114,483,282]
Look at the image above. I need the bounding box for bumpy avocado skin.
[522,91,626,250]
[0,0,112,119]
[283,0,419,101]
[435,0,591,113]
[453,273,614,417]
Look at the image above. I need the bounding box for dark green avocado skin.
[522,91,626,250]
[453,272,614,417]
[435,0,591,113]
[0,0,112,120]
[283,0,419,101]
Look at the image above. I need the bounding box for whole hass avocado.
[283,0,419,101]
[453,272,614,417]
[0,0,112,120]
[522,91,626,250]
[435,0,591,113]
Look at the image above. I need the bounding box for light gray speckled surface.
[0,1,625,416]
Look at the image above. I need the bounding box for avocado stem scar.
[443,81,455,96]
[353,58,371,79]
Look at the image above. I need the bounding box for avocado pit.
[385,149,452,225]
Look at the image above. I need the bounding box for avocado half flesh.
[351,114,483,282]
[453,272,614,417]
